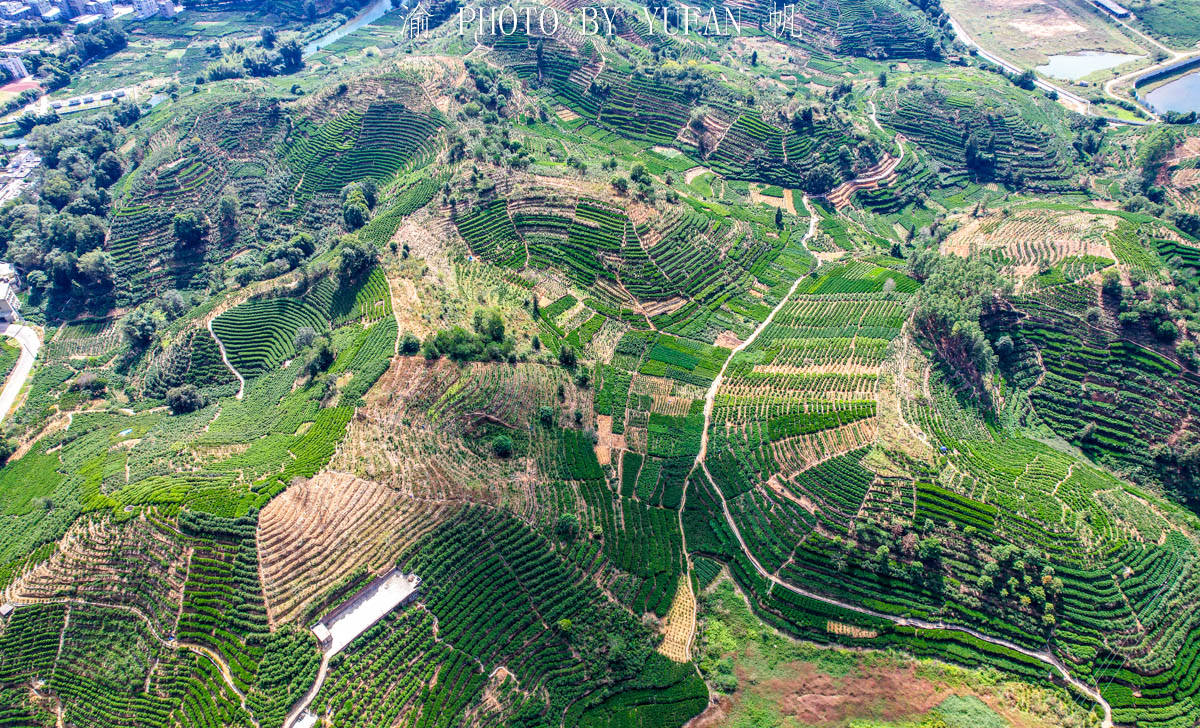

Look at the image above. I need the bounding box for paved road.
[0,323,40,424]
[687,198,1115,728]
[945,17,1093,111]
[945,14,1159,127]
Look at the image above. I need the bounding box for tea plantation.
[2,2,1200,727]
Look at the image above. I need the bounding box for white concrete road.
[0,323,41,424]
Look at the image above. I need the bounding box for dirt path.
[683,196,1114,728]
[283,653,329,728]
[207,317,245,400]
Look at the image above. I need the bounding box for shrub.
[493,434,515,458]
[293,326,316,351]
[166,384,205,414]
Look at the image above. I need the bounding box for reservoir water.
[1144,71,1200,114]
[1035,51,1143,81]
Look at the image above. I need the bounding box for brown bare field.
[257,471,455,625]
[332,356,585,508]
[689,665,1087,728]
[942,208,1118,286]
[657,578,696,662]
[770,419,879,476]
[942,0,1147,67]
[630,374,704,416]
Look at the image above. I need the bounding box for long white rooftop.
[314,570,421,656]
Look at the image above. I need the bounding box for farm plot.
[211,296,330,377]
[5,512,188,635]
[46,318,122,360]
[656,578,696,662]
[105,153,228,303]
[1001,305,1200,482]
[686,330,1200,728]
[210,268,392,379]
[941,207,1119,285]
[455,190,793,341]
[686,260,917,595]
[332,356,588,505]
[257,472,456,625]
[902,363,1200,728]
[283,100,443,203]
[316,506,709,728]
[0,510,322,728]
[880,76,1078,193]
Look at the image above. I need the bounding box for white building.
[0,282,21,322]
[0,149,40,205]
[0,2,30,21]
[311,570,422,655]
[0,263,19,287]
[0,55,27,79]
[156,0,178,17]
[131,0,156,18]
[86,0,114,17]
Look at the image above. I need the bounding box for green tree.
[172,210,211,248]
[167,384,205,414]
[556,513,580,540]
[336,238,379,282]
[492,434,515,458]
[558,344,577,368]
[912,249,1009,405]
[122,308,160,349]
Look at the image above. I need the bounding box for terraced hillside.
[879,75,1080,192]
[5,5,1200,728]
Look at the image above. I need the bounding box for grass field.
[942,0,1150,67]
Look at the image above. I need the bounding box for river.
[302,0,403,58]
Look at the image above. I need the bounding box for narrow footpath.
[207,317,245,400]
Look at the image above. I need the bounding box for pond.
[1144,70,1200,114]
[1035,51,1143,81]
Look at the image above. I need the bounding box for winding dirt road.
[207,317,245,400]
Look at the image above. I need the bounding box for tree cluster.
[422,309,515,363]
[0,116,125,315]
[911,249,1009,405]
